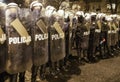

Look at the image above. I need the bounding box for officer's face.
[45,9,53,17]
[102,17,106,22]
[34,6,42,11]
[32,6,42,17]
[91,16,96,21]
[78,15,84,23]
[8,7,17,18]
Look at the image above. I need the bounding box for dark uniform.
[63,15,70,67]
[100,17,112,58]
[110,21,118,53]
[119,19,120,47]
[80,22,89,62]
[71,16,78,56]
[75,15,89,64]
[113,20,120,50]
[88,16,100,62]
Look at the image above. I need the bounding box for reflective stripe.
[83,31,90,35]
[111,30,116,33]
[108,30,111,34]
[95,29,101,33]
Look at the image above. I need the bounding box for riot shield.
[31,7,48,66]
[87,21,102,59]
[88,23,96,55]
[118,20,120,43]
[70,17,78,56]
[116,22,120,45]
[113,22,119,45]
[0,3,7,73]
[107,22,112,47]
[94,21,101,47]
[49,20,65,62]
[64,17,71,59]
[107,31,112,47]
[81,24,90,50]
[5,5,32,74]
[111,23,116,46]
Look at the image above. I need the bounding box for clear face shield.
[45,5,57,17]
[6,3,19,27]
[9,9,17,19]
[33,6,42,13]
[30,2,43,18]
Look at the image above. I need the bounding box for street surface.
[26,55,120,82]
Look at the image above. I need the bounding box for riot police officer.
[59,0,70,10]
[100,14,113,58]
[75,11,89,64]
[110,15,119,56]
[88,12,100,62]
[79,11,90,63]
[117,15,120,48]
[5,2,32,82]
[30,1,48,81]
[71,14,78,56]
[0,2,7,82]
[112,15,120,52]
[45,6,66,77]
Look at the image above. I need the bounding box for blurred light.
[0,0,3,2]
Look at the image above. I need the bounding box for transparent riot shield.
[0,3,7,73]
[31,7,48,66]
[19,8,33,71]
[88,22,100,55]
[81,25,90,50]
[5,5,32,74]
[111,24,116,46]
[70,17,78,56]
[113,22,119,45]
[49,21,65,62]
[64,17,70,58]
[107,22,112,47]
[94,27,101,47]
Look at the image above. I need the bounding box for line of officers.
[0,1,120,82]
